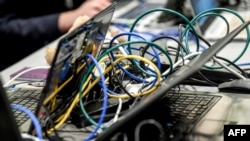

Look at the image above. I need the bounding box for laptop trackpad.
[195,119,224,135]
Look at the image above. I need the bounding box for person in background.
[0,0,111,71]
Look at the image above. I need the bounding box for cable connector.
[28,81,46,87]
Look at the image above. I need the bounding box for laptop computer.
[0,79,26,141]
[112,0,166,24]
[4,1,116,136]
[189,0,250,40]
[95,20,250,140]
[0,79,43,141]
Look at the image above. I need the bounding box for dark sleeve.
[0,14,62,43]
[0,0,63,45]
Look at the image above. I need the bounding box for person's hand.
[75,0,111,18]
[45,46,56,66]
[58,0,111,33]
[68,15,90,32]
[45,15,90,65]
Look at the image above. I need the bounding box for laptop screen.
[30,2,116,133]
[189,0,220,33]
[190,0,220,24]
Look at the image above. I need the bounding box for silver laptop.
[95,20,250,141]
[112,0,166,24]
[189,0,250,40]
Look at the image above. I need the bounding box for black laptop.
[2,1,117,138]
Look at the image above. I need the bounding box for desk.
[1,25,250,141]
[0,40,58,84]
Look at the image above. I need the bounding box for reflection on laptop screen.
[190,0,220,25]
[31,2,116,134]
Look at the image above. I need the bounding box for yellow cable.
[47,72,95,134]
[50,97,57,111]
[99,54,161,98]
[47,54,161,133]
[43,62,86,105]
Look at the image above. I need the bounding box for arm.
[58,0,111,33]
[0,0,63,44]
[0,0,111,44]
[0,14,62,43]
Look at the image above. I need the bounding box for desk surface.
[0,40,58,84]
[1,24,250,141]
[1,39,249,84]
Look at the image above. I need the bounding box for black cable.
[107,54,135,99]
[141,35,188,61]
[183,25,248,81]
[214,56,248,78]
[194,31,248,78]
[196,71,219,86]
[42,106,62,141]
[167,47,186,66]
[48,91,77,123]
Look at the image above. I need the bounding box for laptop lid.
[189,0,221,34]
[112,0,165,24]
[0,79,23,141]
[189,0,250,40]
[29,1,117,134]
[95,20,250,141]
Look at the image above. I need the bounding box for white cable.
[4,66,51,88]
[162,52,202,76]
[113,98,123,123]
[161,51,246,80]
[212,57,247,80]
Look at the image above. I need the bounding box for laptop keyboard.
[8,88,42,126]
[164,92,221,124]
[159,92,221,139]
[120,3,162,19]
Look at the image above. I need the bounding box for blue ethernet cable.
[109,32,162,71]
[84,54,108,141]
[108,32,160,83]
[11,104,43,140]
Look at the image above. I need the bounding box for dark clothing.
[0,0,84,71]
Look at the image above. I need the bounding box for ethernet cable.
[11,104,43,140]
[128,8,200,55]
[4,66,50,88]
[188,7,250,69]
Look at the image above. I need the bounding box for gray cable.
[212,56,247,80]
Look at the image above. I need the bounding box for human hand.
[45,15,90,65]
[75,0,111,18]
[68,15,90,32]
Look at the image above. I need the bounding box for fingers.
[69,15,90,32]
[45,47,56,66]
[99,0,112,8]
[88,0,111,11]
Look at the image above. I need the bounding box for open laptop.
[4,1,116,135]
[95,21,250,140]
[0,79,42,141]
[189,0,250,40]
[0,78,26,141]
[112,0,166,24]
